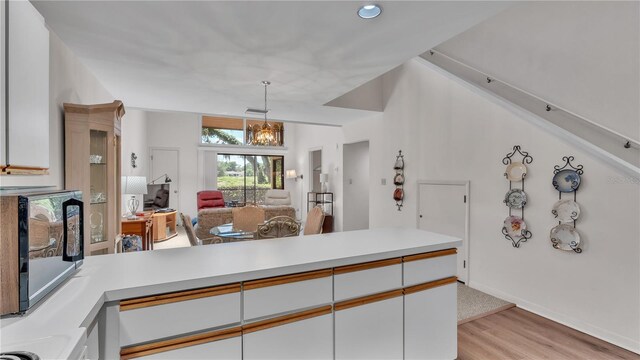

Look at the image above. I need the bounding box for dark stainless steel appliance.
[0,190,84,316]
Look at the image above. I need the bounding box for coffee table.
[210,223,255,241]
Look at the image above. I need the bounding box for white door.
[150,148,179,213]
[418,182,469,283]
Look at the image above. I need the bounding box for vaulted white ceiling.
[33,1,512,125]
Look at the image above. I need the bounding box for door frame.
[416,180,470,284]
[149,146,181,215]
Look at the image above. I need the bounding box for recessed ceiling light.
[358,4,382,19]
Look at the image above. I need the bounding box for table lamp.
[122,176,148,219]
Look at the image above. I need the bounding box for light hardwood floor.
[458,307,639,360]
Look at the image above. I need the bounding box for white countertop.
[0,227,460,359]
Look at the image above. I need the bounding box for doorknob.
[174,190,178,193]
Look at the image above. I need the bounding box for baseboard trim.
[457,303,515,326]
[469,281,640,355]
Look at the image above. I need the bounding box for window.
[217,154,284,205]
[201,116,244,145]
[201,116,285,147]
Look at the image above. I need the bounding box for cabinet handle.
[120,283,241,311]
[403,248,457,263]
[403,276,457,295]
[242,305,332,334]
[121,326,242,360]
[334,289,404,311]
[244,269,332,290]
[334,258,401,275]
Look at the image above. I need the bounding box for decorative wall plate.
[551,199,580,223]
[550,224,581,252]
[393,188,404,201]
[394,157,404,170]
[552,169,581,192]
[503,216,527,239]
[504,189,527,209]
[393,173,404,185]
[505,162,527,181]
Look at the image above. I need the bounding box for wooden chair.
[303,206,325,235]
[180,213,201,246]
[256,216,301,239]
[181,213,223,246]
[232,205,265,232]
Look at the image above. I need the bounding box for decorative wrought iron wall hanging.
[501,145,533,248]
[393,150,404,211]
[550,156,584,253]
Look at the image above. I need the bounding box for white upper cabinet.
[3,0,49,169]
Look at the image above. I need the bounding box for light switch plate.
[381,178,387,185]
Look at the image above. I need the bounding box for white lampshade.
[286,169,297,179]
[319,173,329,183]
[122,176,148,195]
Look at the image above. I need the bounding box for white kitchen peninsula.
[0,228,461,359]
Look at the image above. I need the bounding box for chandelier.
[248,81,280,146]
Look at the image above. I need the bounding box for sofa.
[196,205,296,240]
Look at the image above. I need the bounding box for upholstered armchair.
[197,190,225,210]
[264,189,291,206]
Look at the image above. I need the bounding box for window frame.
[199,115,287,148]
[216,153,285,205]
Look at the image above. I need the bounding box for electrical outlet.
[381,178,387,185]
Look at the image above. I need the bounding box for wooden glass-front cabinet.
[64,101,124,256]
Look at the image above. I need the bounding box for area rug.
[458,283,515,324]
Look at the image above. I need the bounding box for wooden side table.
[121,212,153,250]
[152,211,178,242]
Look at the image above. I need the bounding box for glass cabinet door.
[89,130,107,247]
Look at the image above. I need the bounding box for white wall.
[343,141,370,231]
[436,1,640,142]
[120,109,148,213]
[368,58,639,352]
[291,124,345,230]
[145,110,200,218]
[0,32,113,189]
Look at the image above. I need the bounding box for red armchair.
[197,190,225,210]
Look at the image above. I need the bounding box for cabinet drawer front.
[335,296,403,360]
[243,312,333,360]
[405,283,457,360]
[334,259,402,301]
[120,289,241,346]
[403,252,456,287]
[243,270,332,321]
[125,334,242,360]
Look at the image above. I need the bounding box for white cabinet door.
[243,270,332,321]
[403,253,456,287]
[243,312,333,360]
[335,296,403,360]
[120,291,241,346]
[334,260,402,302]
[405,283,457,360]
[6,0,49,168]
[135,336,242,360]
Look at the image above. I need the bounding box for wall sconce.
[286,169,303,181]
[131,152,138,168]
